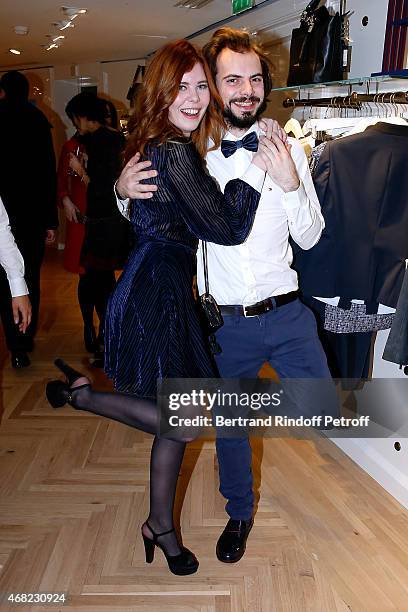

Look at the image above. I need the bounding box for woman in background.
[57,123,95,351]
[65,93,129,363]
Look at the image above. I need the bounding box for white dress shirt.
[116,123,324,306]
[0,196,28,297]
[198,123,324,305]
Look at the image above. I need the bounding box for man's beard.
[223,97,267,130]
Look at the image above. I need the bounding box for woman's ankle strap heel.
[46,380,90,409]
[141,521,198,576]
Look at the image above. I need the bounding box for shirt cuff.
[114,181,130,219]
[114,180,129,202]
[281,180,307,210]
[9,277,28,298]
[241,164,266,193]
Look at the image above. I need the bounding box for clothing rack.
[283,91,408,108]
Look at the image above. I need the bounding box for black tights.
[71,384,187,555]
[77,269,116,336]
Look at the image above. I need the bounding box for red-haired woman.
[46,40,274,575]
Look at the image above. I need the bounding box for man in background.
[0,71,57,368]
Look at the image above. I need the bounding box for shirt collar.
[223,121,261,142]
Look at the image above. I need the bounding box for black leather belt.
[220,291,299,317]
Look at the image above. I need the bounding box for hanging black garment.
[294,123,408,309]
[383,267,408,367]
[287,0,344,86]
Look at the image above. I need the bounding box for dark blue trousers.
[214,298,334,520]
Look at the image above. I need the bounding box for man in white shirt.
[0,196,31,345]
[115,28,336,564]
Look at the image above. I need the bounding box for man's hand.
[259,118,287,145]
[254,133,300,193]
[62,196,79,223]
[12,295,32,333]
[45,229,56,244]
[116,152,158,200]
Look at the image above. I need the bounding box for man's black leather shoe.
[216,518,253,563]
[11,351,30,369]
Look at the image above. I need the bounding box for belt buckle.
[243,305,256,318]
[242,306,255,319]
[244,298,276,317]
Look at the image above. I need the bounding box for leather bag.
[287,0,344,86]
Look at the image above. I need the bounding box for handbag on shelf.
[199,241,223,354]
[287,0,346,86]
[126,65,145,107]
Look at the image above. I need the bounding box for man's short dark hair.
[202,27,273,97]
[65,92,106,124]
[0,71,29,101]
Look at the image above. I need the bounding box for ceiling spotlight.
[53,20,75,30]
[45,43,59,51]
[9,48,21,54]
[13,25,29,35]
[61,6,87,17]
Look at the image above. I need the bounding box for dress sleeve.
[166,142,264,246]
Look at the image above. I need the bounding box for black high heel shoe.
[142,521,199,576]
[46,359,90,409]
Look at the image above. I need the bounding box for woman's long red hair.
[124,40,225,162]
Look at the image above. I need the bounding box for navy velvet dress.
[104,139,261,397]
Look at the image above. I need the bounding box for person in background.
[65,93,129,365]
[0,196,31,342]
[102,99,119,130]
[56,118,93,351]
[0,71,57,368]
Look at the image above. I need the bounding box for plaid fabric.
[324,302,394,333]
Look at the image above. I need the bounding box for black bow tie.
[221,132,259,158]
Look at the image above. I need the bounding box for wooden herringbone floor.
[1,248,408,612]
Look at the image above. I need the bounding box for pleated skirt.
[104,240,216,397]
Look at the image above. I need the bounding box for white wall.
[348,0,389,77]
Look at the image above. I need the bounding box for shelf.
[269,74,408,93]
[371,69,408,79]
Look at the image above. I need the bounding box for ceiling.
[0,0,260,70]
